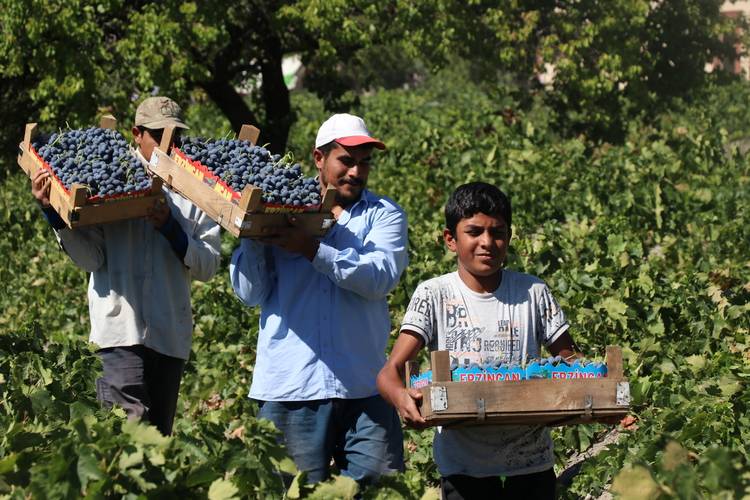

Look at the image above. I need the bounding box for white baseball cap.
[315,113,385,150]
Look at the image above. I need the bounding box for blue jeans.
[257,396,404,484]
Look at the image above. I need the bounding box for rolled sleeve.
[311,207,408,300]
[183,216,221,282]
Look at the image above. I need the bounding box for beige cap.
[135,96,189,129]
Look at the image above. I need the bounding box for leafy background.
[1,1,750,498]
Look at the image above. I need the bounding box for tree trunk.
[199,79,260,139]
[259,32,292,153]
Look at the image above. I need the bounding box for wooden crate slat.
[412,345,630,427]
[99,115,117,129]
[239,125,260,144]
[150,148,242,233]
[149,140,336,238]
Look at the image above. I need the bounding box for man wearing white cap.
[31,97,221,435]
[230,113,408,484]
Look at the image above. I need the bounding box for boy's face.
[444,212,510,281]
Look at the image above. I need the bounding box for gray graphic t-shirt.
[401,270,569,477]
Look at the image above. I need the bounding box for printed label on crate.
[410,359,608,387]
[453,365,525,382]
[174,150,208,183]
[410,371,433,389]
[263,204,307,214]
[214,182,234,201]
[549,361,607,379]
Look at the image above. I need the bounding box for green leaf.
[308,475,358,500]
[596,297,628,327]
[122,420,169,446]
[716,375,741,397]
[0,453,18,475]
[77,447,104,492]
[661,441,689,472]
[275,456,298,475]
[185,464,220,488]
[208,478,239,500]
[118,450,144,470]
[610,465,661,499]
[420,487,441,500]
[684,354,706,373]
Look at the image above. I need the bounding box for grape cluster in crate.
[178,138,321,207]
[32,127,151,199]
[410,356,608,389]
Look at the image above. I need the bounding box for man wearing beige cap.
[230,113,408,485]
[31,97,221,435]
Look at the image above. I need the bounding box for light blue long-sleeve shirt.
[230,189,408,401]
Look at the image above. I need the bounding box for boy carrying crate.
[377,182,581,499]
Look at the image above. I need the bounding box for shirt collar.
[337,189,372,225]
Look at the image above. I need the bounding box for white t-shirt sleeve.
[536,283,569,346]
[400,282,436,346]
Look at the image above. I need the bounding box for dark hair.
[317,141,337,156]
[137,125,164,142]
[445,182,512,235]
[316,140,374,157]
[137,126,181,144]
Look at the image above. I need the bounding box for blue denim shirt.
[230,189,408,401]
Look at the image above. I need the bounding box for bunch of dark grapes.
[179,137,321,206]
[32,128,151,198]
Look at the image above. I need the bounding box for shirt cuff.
[39,203,67,230]
[544,323,570,347]
[311,242,337,275]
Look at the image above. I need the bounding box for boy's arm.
[547,330,583,361]
[377,330,428,429]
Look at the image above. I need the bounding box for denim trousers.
[257,395,404,485]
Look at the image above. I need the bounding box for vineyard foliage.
[1,65,749,498]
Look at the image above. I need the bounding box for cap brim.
[139,119,190,130]
[335,136,386,150]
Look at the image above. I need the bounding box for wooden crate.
[406,346,631,427]
[17,116,164,228]
[147,124,336,238]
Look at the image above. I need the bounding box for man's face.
[132,126,161,162]
[314,142,373,207]
[445,212,510,281]
[132,127,179,161]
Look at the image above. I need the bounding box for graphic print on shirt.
[443,296,521,367]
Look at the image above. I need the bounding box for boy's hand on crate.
[31,170,53,208]
[393,387,429,429]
